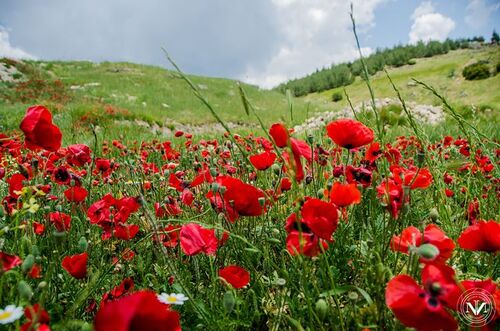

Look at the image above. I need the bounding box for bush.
[331,91,343,102]
[462,62,490,80]
[380,104,407,126]
[407,59,416,65]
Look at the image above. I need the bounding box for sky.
[0,0,499,88]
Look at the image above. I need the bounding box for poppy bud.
[31,245,40,256]
[316,189,324,199]
[22,254,35,272]
[219,185,226,195]
[326,180,333,190]
[307,134,314,144]
[271,164,281,175]
[211,183,219,193]
[55,204,63,212]
[37,281,47,289]
[275,278,286,286]
[223,290,235,314]
[210,168,218,177]
[78,236,88,252]
[348,291,359,301]
[22,236,31,253]
[429,208,439,221]
[416,151,425,167]
[258,197,266,207]
[81,322,92,331]
[315,298,328,320]
[18,280,33,300]
[416,243,440,261]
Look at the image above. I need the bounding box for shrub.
[380,104,407,126]
[462,62,490,80]
[331,91,343,102]
[407,59,417,65]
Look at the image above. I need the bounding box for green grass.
[0,60,329,141]
[304,46,500,118]
[1,46,499,146]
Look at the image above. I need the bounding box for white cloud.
[408,1,455,44]
[241,0,386,88]
[0,27,35,59]
[465,0,500,30]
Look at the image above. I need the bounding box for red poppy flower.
[52,166,72,185]
[386,264,461,331]
[94,290,181,331]
[0,251,22,272]
[180,223,218,256]
[330,182,361,207]
[326,119,374,149]
[376,179,406,219]
[154,225,181,248]
[21,304,50,331]
[7,173,26,198]
[66,144,92,167]
[49,212,72,232]
[206,176,264,221]
[181,188,194,206]
[300,198,339,240]
[113,224,140,240]
[345,165,372,187]
[28,264,42,279]
[219,265,250,289]
[457,220,500,253]
[365,142,382,163]
[64,186,88,203]
[61,252,88,279]
[20,105,62,152]
[269,123,289,147]
[33,222,45,235]
[101,278,135,307]
[391,224,455,263]
[466,199,480,225]
[392,167,433,189]
[286,231,327,257]
[280,177,292,191]
[249,151,277,170]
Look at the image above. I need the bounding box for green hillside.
[1,45,499,144]
[302,46,499,118]
[0,59,329,143]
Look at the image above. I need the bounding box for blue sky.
[0,0,498,88]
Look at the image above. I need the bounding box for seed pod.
[416,243,440,261]
[78,236,88,252]
[223,290,235,314]
[18,280,33,300]
[315,298,328,320]
[429,208,439,221]
[22,254,35,272]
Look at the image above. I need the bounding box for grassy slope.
[302,46,500,118]
[1,46,498,145]
[0,60,329,136]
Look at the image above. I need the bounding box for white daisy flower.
[157,293,189,305]
[0,305,23,325]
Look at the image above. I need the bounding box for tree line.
[276,37,488,96]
